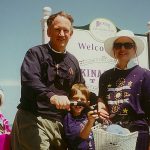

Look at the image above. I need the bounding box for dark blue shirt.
[18,43,85,121]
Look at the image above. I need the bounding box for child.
[0,89,11,150]
[63,83,98,150]
[0,89,11,134]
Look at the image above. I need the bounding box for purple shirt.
[63,112,95,150]
[98,65,150,132]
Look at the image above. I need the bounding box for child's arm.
[79,110,98,139]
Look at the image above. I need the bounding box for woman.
[98,30,150,150]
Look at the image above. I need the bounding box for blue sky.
[0,0,150,123]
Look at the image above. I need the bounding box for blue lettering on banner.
[81,69,102,77]
[78,42,104,51]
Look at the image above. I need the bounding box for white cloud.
[0,79,20,86]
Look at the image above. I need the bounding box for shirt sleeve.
[21,48,55,103]
[141,70,150,117]
[98,73,107,99]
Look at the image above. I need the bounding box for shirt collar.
[114,59,137,70]
[48,43,66,54]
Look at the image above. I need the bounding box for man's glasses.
[113,42,135,50]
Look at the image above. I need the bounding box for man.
[11,11,87,150]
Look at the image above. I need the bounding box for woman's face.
[113,37,136,63]
[71,90,87,116]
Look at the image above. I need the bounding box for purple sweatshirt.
[98,65,150,150]
[63,112,95,150]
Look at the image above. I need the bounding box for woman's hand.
[98,99,110,121]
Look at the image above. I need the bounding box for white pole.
[147,21,150,33]
[41,7,52,44]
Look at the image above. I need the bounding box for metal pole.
[147,22,150,139]
[147,21,150,69]
[41,7,52,44]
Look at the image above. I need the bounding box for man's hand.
[50,95,70,111]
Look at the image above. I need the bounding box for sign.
[89,18,117,42]
[67,28,115,94]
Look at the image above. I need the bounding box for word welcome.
[78,42,104,51]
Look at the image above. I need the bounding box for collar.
[114,59,137,70]
[48,43,66,54]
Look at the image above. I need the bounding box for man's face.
[47,15,73,52]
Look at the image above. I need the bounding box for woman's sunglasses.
[113,42,135,50]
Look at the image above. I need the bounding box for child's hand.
[87,110,98,124]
